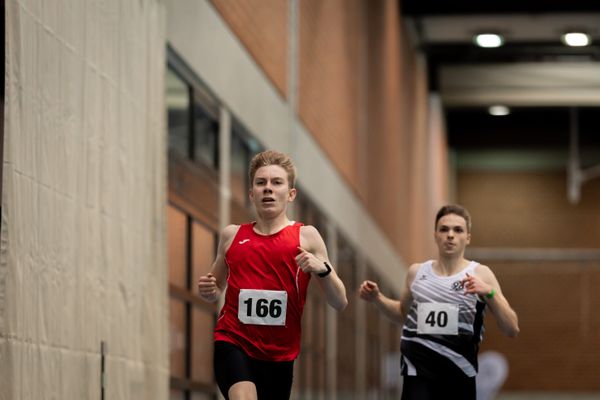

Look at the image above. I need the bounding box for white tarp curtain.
[1,1,168,399]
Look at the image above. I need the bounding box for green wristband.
[486,288,495,299]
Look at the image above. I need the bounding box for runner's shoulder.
[220,224,241,248]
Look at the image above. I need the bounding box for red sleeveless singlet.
[214,222,311,361]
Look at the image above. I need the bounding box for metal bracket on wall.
[568,107,600,204]
[101,341,106,400]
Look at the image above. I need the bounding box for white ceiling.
[418,14,600,43]
[440,62,600,106]
[407,13,600,107]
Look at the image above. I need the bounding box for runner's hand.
[462,273,492,297]
[198,273,219,302]
[296,247,329,275]
[358,280,380,302]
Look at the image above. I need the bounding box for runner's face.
[434,214,471,256]
[249,165,296,217]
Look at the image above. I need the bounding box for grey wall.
[1,1,169,399]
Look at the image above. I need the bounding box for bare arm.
[197,225,239,303]
[358,280,403,324]
[463,265,520,337]
[358,263,419,325]
[298,225,348,311]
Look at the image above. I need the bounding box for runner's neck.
[433,258,470,277]
[253,216,292,235]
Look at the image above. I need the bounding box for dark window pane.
[166,68,190,157]
[231,132,250,206]
[193,104,218,168]
[295,193,327,241]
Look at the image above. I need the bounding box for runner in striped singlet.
[359,204,519,400]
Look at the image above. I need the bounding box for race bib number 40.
[417,302,459,335]
[238,289,287,326]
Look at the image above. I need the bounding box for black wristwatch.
[317,261,332,278]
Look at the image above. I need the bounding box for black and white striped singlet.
[400,260,487,379]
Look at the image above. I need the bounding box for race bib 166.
[238,289,287,326]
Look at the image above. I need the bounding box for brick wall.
[364,0,407,255]
[460,172,600,248]
[483,261,600,391]
[210,0,289,98]
[298,0,363,193]
[364,0,438,258]
[208,0,442,264]
[459,171,600,390]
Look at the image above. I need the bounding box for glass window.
[193,103,218,168]
[231,126,262,207]
[191,306,214,383]
[169,298,186,379]
[168,206,219,397]
[166,68,190,157]
[231,132,250,206]
[168,205,187,288]
[167,53,220,399]
[192,221,215,284]
[295,192,328,239]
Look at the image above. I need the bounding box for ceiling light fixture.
[474,33,504,48]
[561,32,591,47]
[488,105,510,116]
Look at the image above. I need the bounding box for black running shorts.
[214,341,294,400]
[401,374,476,400]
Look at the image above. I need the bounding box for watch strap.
[317,261,332,278]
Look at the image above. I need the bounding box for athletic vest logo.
[239,239,250,245]
[451,280,464,291]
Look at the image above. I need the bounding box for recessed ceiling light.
[474,33,504,48]
[561,32,591,47]
[488,105,510,116]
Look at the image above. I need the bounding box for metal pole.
[567,107,581,204]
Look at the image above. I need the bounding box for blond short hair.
[248,150,297,188]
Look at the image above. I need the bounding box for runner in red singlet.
[198,150,347,400]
